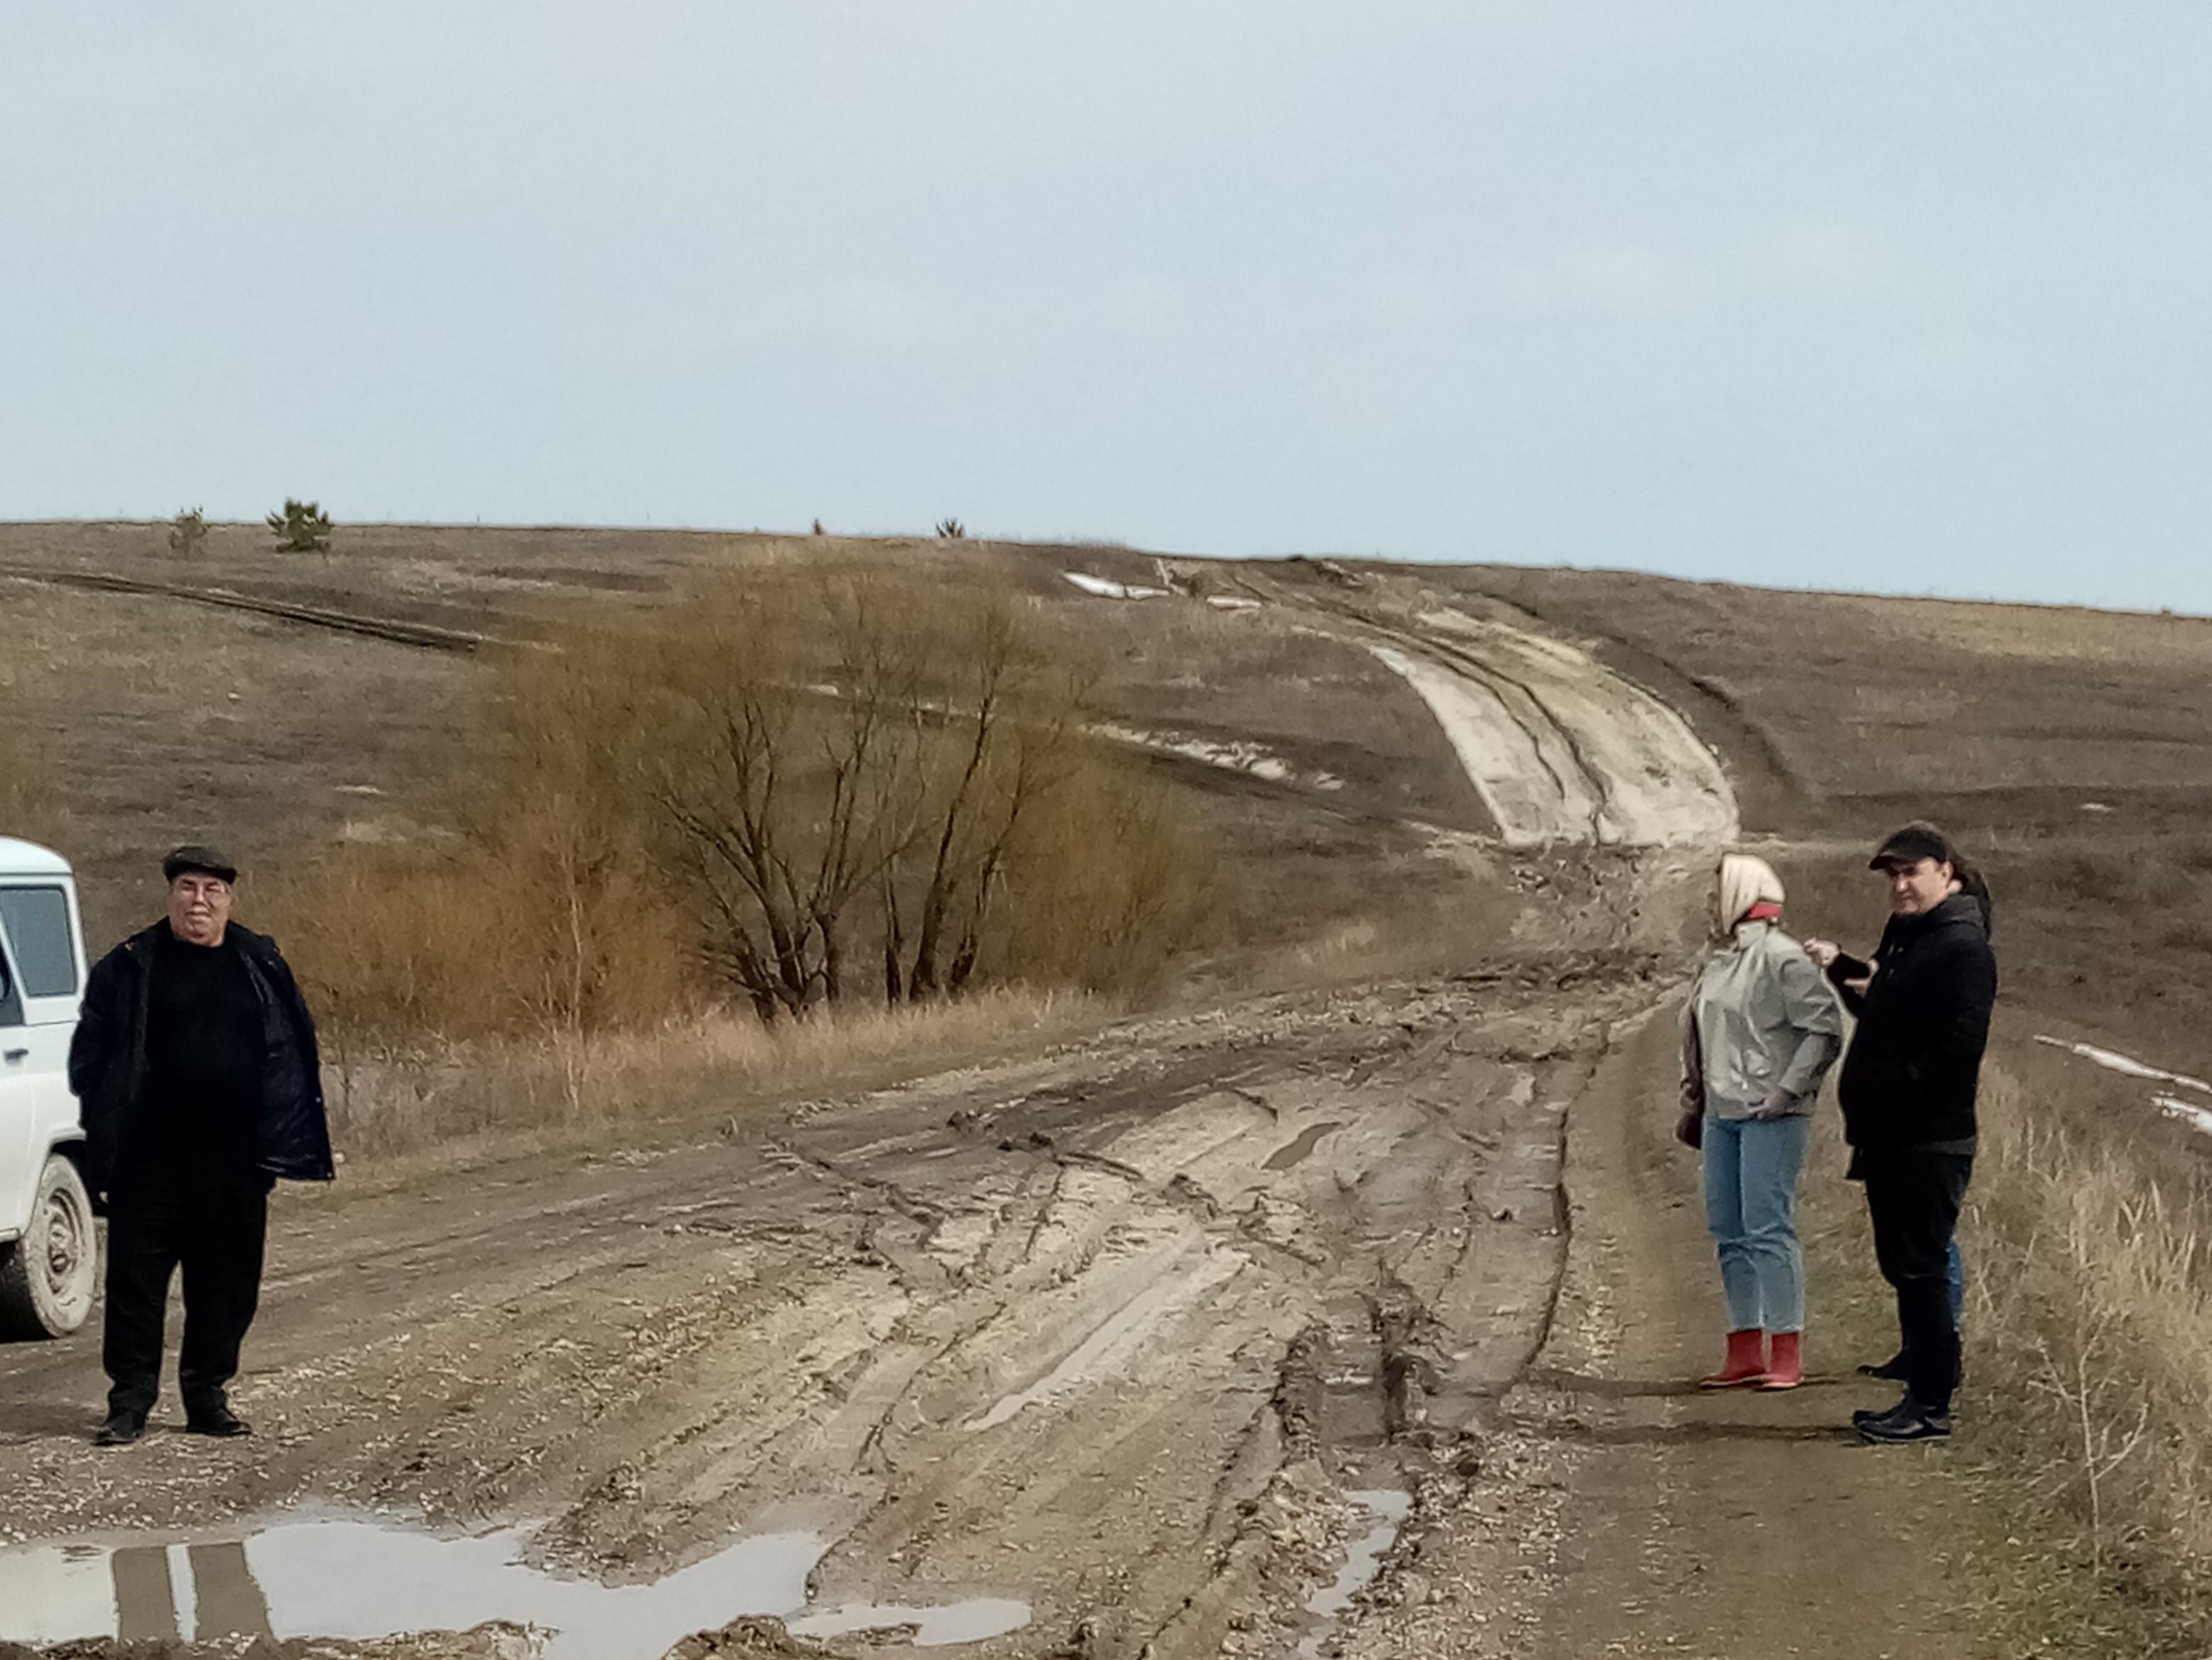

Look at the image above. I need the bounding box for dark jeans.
[1862,1152,1972,1414]
[103,1183,268,1418]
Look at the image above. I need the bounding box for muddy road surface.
[0,933,1675,1658]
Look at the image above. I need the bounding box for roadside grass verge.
[1801,1045,2212,1656]
[1955,1055,2212,1650]
[321,986,1101,1160]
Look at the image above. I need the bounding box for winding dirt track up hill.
[0,569,1999,1660]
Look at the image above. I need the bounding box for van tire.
[0,1154,99,1340]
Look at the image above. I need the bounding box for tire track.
[0,564,492,653]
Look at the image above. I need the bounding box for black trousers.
[1862,1152,1972,1415]
[103,1183,268,1417]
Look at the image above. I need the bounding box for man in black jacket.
[68,845,334,1447]
[1806,823,1996,1443]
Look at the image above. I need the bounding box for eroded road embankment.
[1226,570,1740,851]
[0,949,1670,1659]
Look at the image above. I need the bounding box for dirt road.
[0,936,1666,1656]
[0,591,1995,1659]
[1339,1001,2001,1660]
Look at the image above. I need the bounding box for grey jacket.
[1680,921,1845,1120]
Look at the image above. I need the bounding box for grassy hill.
[7,520,2208,1081]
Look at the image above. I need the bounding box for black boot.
[1855,1396,1950,1443]
[185,1401,252,1438]
[94,1408,147,1447]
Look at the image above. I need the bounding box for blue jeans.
[1702,1114,1810,1334]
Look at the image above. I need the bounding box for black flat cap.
[162,844,238,884]
[1869,823,1954,871]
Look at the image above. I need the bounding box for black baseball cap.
[162,844,238,884]
[1868,824,1955,871]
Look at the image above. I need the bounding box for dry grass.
[1958,1056,2212,1637]
[0,674,67,852]
[323,986,1097,1159]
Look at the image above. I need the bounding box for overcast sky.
[4,5,2208,611]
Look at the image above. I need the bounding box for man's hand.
[1802,937,1841,969]
[1753,1089,1797,1120]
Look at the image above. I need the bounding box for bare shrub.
[167,508,209,557]
[259,625,698,1086]
[267,498,334,555]
[645,575,933,1020]
[990,754,1219,996]
[266,565,1217,1075]
[642,571,1159,1016]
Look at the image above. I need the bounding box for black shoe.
[184,1403,252,1439]
[1855,1398,1950,1443]
[94,1409,147,1447]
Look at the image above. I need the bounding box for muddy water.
[0,1513,1028,1654]
[1294,1488,1412,1659]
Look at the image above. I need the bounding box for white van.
[0,837,98,1339]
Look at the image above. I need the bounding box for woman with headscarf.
[1678,852,1845,1390]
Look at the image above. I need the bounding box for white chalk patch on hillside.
[1090,722,1344,791]
[2155,1095,2212,1136]
[2033,1035,2212,1095]
[1063,571,1170,601]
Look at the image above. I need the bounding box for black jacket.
[1828,894,1997,1155]
[68,922,335,1196]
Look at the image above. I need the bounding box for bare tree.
[890,598,1092,1002]
[653,579,930,1020]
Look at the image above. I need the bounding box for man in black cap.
[1805,823,1996,1443]
[68,845,333,1446]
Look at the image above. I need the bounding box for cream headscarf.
[1714,852,1786,932]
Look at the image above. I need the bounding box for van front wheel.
[0,1154,99,1340]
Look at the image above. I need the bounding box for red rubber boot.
[1759,1332,1802,1391]
[1699,1329,1767,1388]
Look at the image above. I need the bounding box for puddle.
[1294,1488,1411,1660]
[0,1514,1028,1655]
[1264,1121,1344,1172]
